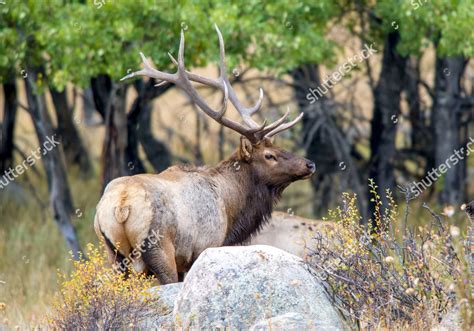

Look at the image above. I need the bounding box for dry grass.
[0,170,100,328]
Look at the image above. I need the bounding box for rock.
[141,282,183,329]
[172,245,346,330]
[250,312,313,330]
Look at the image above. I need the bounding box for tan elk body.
[94,25,315,284]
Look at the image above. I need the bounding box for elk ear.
[239,136,253,162]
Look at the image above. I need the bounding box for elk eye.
[265,154,277,161]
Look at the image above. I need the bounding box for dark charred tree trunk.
[91,75,131,191]
[82,87,100,125]
[127,80,172,175]
[137,102,172,173]
[96,76,172,191]
[368,31,407,225]
[433,56,467,205]
[194,109,204,165]
[405,57,432,157]
[290,63,366,219]
[50,87,92,177]
[0,73,18,174]
[126,80,147,175]
[403,57,436,191]
[91,75,112,121]
[101,84,128,191]
[218,125,225,161]
[90,75,129,190]
[24,70,82,259]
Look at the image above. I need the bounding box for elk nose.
[306,161,316,172]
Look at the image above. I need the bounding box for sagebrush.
[307,181,473,329]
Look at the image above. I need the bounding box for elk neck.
[210,151,287,245]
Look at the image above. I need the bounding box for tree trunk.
[50,87,92,177]
[433,56,467,205]
[404,57,436,187]
[125,81,147,175]
[82,87,101,125]
[24,70,82,259]
[218,125,225,161]
[96,76,172,191]
[194,109,204,165]
[90,75,129,190]
[101,84,128,191]
[91,75,134,190]
[405,57,430,154]
[291,64,367,218]
[127,80,172,174]
[0,73,18,174]
[91,75,112,121]
[137,103,172,173]
[368,31,407,224]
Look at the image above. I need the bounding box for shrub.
[307,181,472,329]
[49,243,158,330]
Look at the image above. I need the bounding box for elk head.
[238,137,315,188]
[122,24,315,184]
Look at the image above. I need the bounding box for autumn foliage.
[307,183,473,329]
[49,243,158,330]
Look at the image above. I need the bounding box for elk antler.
[121,24,303,143]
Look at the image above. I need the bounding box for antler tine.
[258,107,291,136]
[214,23,227,79]
[247,119,267,133]
[177,29,186,73]
[214,24,264,129]
[120,52,177,83]
[170,29,263,141]
[167,52,178,66]
[168,49,222,88]
[123,25,302,144]
[217,81,229,118]
[264,112,304,139]
[174,29,230,121]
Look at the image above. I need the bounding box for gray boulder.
[250,312,314,330]
[172,245,346,330]
[141,282,183,329]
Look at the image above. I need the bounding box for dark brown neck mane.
[210,153,287,245]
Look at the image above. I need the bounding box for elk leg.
[142,237,178,285]
[100,230,131,277]
[178,272,185,282]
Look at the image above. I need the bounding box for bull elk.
[94,25,315,284]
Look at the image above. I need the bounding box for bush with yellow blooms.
[307,180,472,329]
[49,243,158,330]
